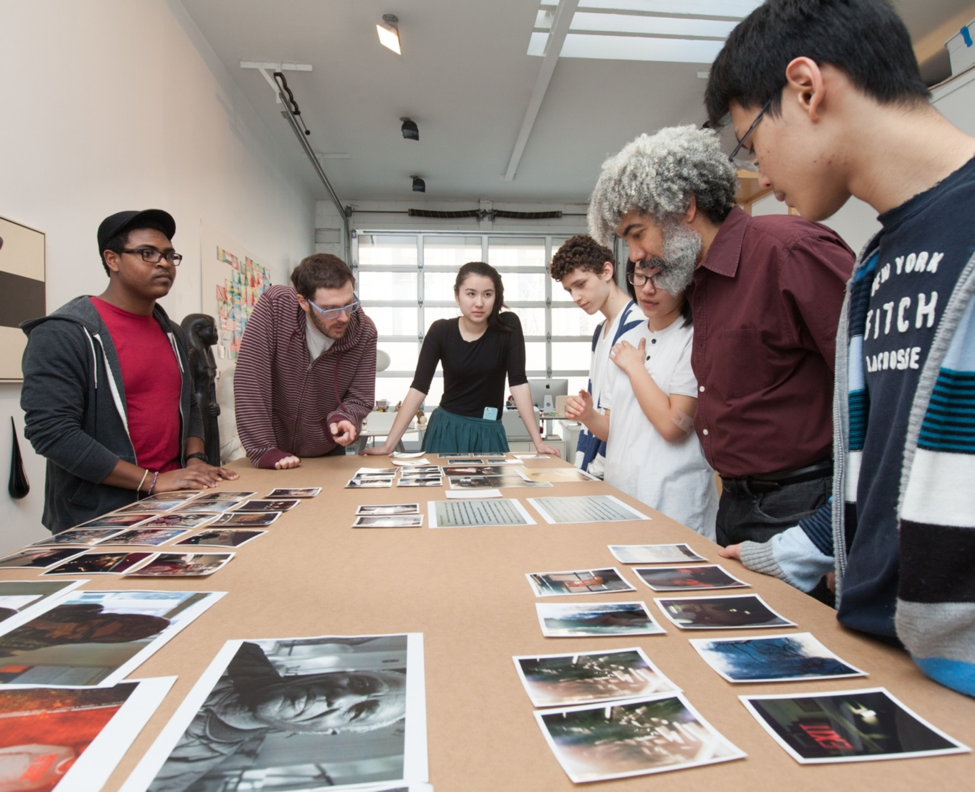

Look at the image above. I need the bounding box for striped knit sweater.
[234,285,377,468]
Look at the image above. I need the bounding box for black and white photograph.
[514,647,679,707]
[266,487,322,498]
[535,602,665,638]
[397,477,442,488]
[127,633,428,791]
[354,515,424,528]
[356,504,421,516]
[535,694,745,782]
[609,544,707,564]
[656,595,795,630]
[528,568,635,597]
[209,511,282,528]
[347,478,395,489]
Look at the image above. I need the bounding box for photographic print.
[72,513,155,530]
[689,633,867,684]
[609,543,707,564]
[354,515,424,528]
[740,688,970,764]
[0,589,222,687]
[32,528,127,547]
[355,467,397,477]
[392,457,431,466]
[234,499,300,511]
[0,580,87,625]
[0,678,174,792]
[0,548,86,570]
[397,477,442,488]
[266,487,321,498]
[635,565,748,592]
[208,510,282,527]
[43,552,156,576]
[527,568,635,597]
[191,491,257,501]
[398,466,441,475]
[356,504,421,516]
[347,478,394,489]
[517,468,598,484]
[535,602,665,638]
[441,465,511,477]
[528,495,651,525]
[96,528,191,547]
[137,513,215,529]
[448,475,552,490]
[126,633,427,792]
[125,553,233,577]
[429,499,534,528]
[656,595,795,630]
[514,648,679,708]
[113,499,186,513]
[173,500,243,514]
[176,529,266,548]
[535,694,744,783]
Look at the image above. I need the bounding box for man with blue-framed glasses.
[235,254,377,469]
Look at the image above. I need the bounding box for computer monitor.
[528,378,569,414]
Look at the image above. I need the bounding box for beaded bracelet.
[147,471,160,496]
[137,469,150,493]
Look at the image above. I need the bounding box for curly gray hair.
[587,125,738,247]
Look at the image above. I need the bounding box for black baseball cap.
[97,209,176,259]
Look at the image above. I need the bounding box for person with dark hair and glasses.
[588,126,854,579]
[20,210,238,533]
[234,254,377,468]
[364,261,560,455]
[565,259,718,538]
[705,0,975,697]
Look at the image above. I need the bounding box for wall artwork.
[0,216,46,381]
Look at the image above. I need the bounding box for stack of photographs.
[397,465,443,488]
[354,503,423,528]
[347,467,396,489]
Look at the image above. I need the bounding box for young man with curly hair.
[705,0,975,696]
[588,126,854,568]
[549,235,641,476]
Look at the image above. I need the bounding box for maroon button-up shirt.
[688,206,854,478]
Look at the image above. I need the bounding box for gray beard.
[652,223,701,294]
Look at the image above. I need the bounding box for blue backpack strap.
[612,300,643,345]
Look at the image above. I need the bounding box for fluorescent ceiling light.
[561,33,725,63]
[571,12,738,37]
[377,14,401,55]
[574,0,763,17]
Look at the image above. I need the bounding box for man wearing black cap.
[20,210,237,533]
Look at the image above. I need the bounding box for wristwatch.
[186,452,208,463]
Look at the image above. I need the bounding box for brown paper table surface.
[5,455,973,791]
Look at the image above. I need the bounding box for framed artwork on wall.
[0,216,46,382]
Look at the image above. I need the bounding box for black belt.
[720,459,833,494]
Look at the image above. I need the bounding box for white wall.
[0,0,315,551]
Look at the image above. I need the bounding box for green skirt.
[422,407,509,454]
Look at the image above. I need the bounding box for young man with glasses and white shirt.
[234,254,377,469]
[21,209,238,533]
[588,127,854,587]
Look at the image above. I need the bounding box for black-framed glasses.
[729,96,773,166]
[122,247,183,266]
[626,269,659,289]
[308,296,360,321]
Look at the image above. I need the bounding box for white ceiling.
[180,0,975,205]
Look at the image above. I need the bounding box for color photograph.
[191,491,257,501]
[73,513,156,530]
[0,548,86,570]
[176,529,267,548]
[138,513,216,529]
[0,678,174,792]
[535,694,744,782]
[516,468,598,484]
[535,602,665,638]
[96,528,191,547]
[43,552,155,576]
[126,552,233,577]
[656,595,795,630]
[32,528,127,547]
[0,590,222,687]
[173,500,243,514]
[609,544,707,565]
[635,565,748,591]
[234,499,300,511]
[741,688,970,763]
[0,580,86,625]
[127,633,428,791]
[208,510,282,527]
[514,648,679,708]
[266,487,321,498]
[528,568,635,597]
[689,633,867,683]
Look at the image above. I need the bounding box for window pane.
[422,306,459,329]
[525,341,546,372]
[423,236,482,268]
[423,271,458,302]
[373,376,413,406]
[378,341,422,375]
[510,307,545,337]
[551,305,602,336]
[366,306,419,337]
[552,340,594,372]
[488,237,546,268]
[499,271,546,302]
[357,235,418,267]
[359,270,417,302]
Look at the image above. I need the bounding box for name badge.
[482,406,498,421]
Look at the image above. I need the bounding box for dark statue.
[181,313,221,466]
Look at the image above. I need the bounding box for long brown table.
[5,454,974,790]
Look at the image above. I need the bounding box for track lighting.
[377,14,401,55]
[411,176,426,193]
[401,117,419,141]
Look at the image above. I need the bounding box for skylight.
[528,0,763,63]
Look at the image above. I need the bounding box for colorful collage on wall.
[212,244,273,361]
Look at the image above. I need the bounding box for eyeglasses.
[308,296,360,321]
[121,247,183,266]
[729,96,773,167]
[626,269,659,289]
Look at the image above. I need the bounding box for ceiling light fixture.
[411,175,426,193]
[401,117,419,141]
[377,14,401,55]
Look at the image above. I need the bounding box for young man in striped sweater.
[707,0,975,696]
[234,254,377,469]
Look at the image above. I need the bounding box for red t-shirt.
[90,297,182,472]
